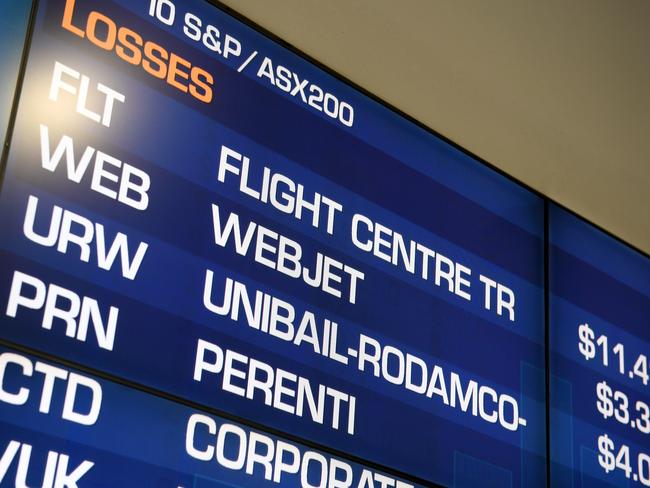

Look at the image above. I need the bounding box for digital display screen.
[9,0,637,487]
[550,204,650,487]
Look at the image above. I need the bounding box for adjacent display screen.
[550,205,650,487]
[2,0,646,487]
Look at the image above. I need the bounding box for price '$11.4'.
[598,434,650,485]
[578,323,649,386]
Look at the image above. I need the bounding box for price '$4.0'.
[598,434,650,485]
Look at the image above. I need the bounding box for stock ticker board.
[0,0,646,487]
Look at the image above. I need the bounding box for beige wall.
[221,0,650,254]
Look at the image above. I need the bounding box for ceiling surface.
[220,0,650,254]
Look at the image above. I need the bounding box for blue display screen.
[9,0,636,487]
[549,205,650,487]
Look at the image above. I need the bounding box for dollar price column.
[578,322,650,484]
[550,204,650,487]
